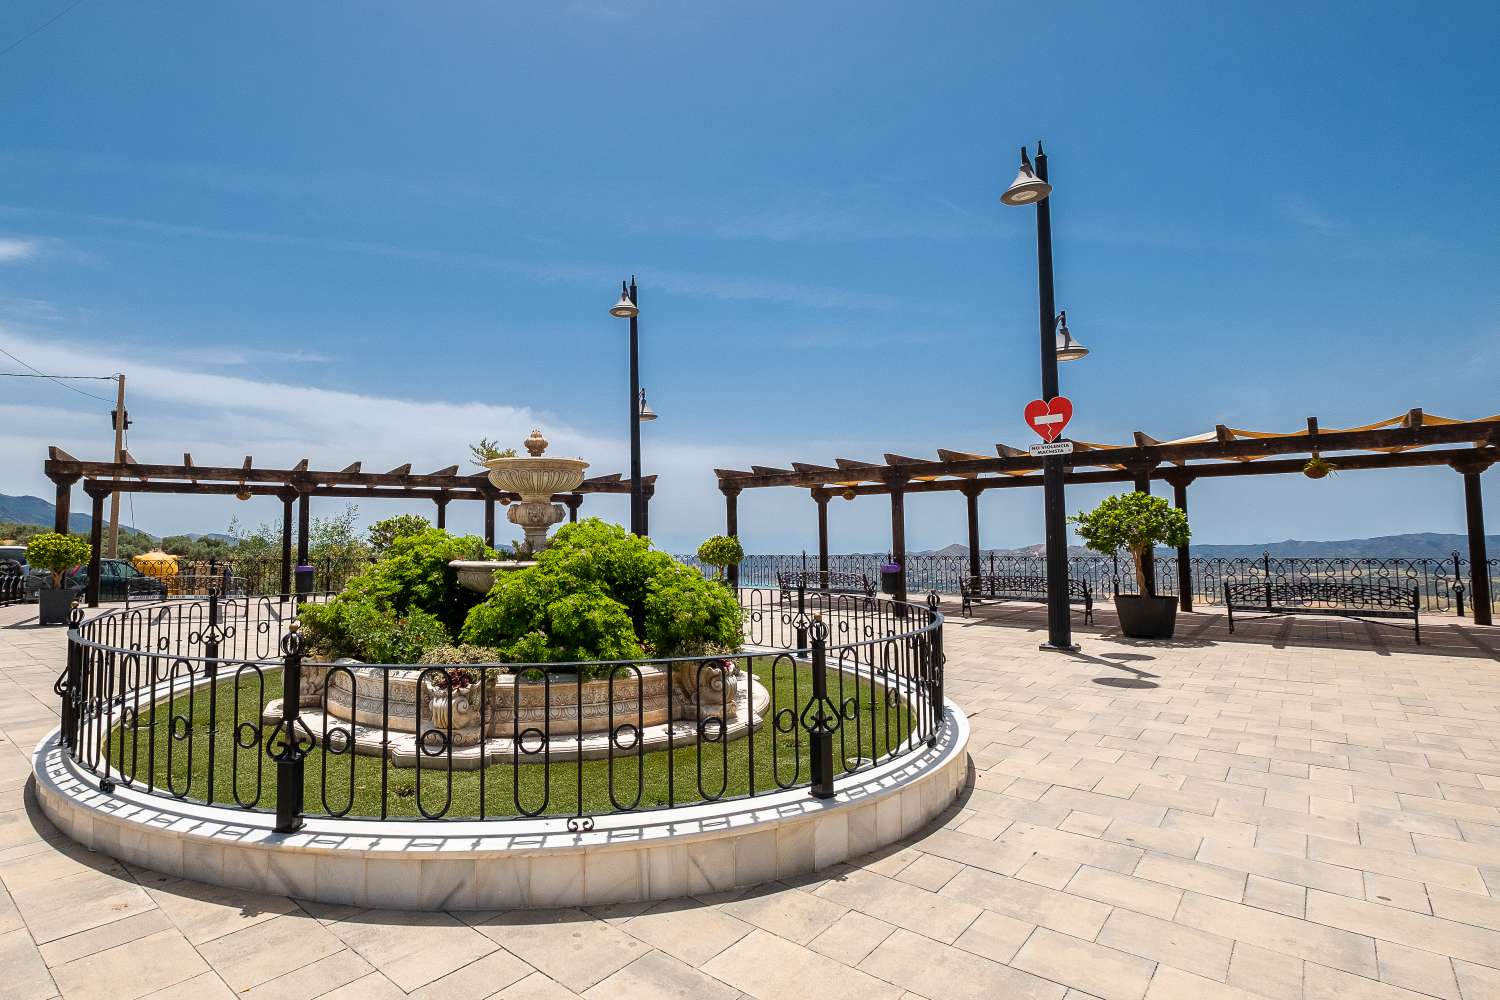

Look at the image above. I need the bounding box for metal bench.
[776,570,876,603]
[958,574,1093,623]
[1224,579,1421,643]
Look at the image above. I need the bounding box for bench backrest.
[1225,578,1416,610]
[963,574,1090,601]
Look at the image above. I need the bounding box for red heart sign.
[1024,396,1073,442]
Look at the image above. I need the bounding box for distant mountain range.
[917,533,1498,561]
[0,494,158,541]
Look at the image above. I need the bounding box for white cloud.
[0,237,39,262]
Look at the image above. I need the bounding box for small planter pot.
[879,563,902,595]
[39,587,80,626]
[1113,594,1178,639]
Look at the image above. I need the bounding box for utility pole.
[107,374,126,558]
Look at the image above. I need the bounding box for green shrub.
[299,600,448,663]
[460,519,741,668]
[1071,492,1190,597]
[695,534,744,580]
[25,532,92,588]
[338,528,492,634]
[417,644,510,666]
[367,514,432,556]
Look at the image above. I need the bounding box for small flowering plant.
[430,667,477,691]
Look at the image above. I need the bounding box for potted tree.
[696,535,744,587]
[1072,492,1189,639]
[27,532,91,626]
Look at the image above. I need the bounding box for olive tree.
[1070,492,1189,597]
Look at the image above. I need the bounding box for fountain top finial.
[524,429,548,457]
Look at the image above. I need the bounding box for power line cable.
[0,0,89,60]
[0,345,115,402]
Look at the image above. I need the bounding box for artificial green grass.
[103,658,917,820]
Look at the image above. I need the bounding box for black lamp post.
[610,278,645,535]
[1003,143,1085,652]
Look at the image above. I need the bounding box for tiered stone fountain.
[450,428,589,593]
[281,429,769,767]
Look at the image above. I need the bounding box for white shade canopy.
[1001,163,1052,206]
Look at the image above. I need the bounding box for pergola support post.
[722,486,741,589]
[565,495,582,523]
[434,494,448,530]
[84,483,107,607]
[813,490,830,579]
[1456,459,1493,626]
[278,490,295,598]
[484,496,496,549]
[51,475,79,534]
[964,485,981,584]
[296,494,310,567]
[641,484,654,537]
[1164,470,1194,613]
[888,477,908,609]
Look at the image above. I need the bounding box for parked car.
[63,559,169,603]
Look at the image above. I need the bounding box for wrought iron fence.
[57,586,945,829]
[685,550,1498,615]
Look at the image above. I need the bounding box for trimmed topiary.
[1071,492,1190,597]
[26,532,91,589]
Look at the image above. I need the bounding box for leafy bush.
[338,528,493,634]
[460,519,741,669]
[695,535,744,580]
[368,514,432,556]
[298,600,448,663]
[1071,492,1190,597]
[25,533,91,587]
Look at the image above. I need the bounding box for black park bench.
[1224,579,1421,643]
[958,574,1094,623]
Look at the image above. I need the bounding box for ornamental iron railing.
[57,586,945,831]
[682,551,1497,615]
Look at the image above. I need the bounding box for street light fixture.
[1055,311,1089,362]
[1000,149,1053,206]
[609,278,646,534]
[1003,142,1079,652]
[638,388,657,422]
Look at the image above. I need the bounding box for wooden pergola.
[714,409,1499,625]
[44,447,655,607]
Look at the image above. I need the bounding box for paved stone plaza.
[2,599,1499,999]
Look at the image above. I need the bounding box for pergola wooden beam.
[715,418,1500,491]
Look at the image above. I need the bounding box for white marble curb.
[32,702,968,910]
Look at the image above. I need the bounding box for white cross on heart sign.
[1024,396,1073,442]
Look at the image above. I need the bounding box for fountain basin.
[450,559,536,593]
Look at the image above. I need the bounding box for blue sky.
[0,1,1496,554]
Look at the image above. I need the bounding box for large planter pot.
[39,587,80,626]
[1114,594,1178,639]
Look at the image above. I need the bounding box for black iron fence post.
[203,589,221,804]
[1262,551,1273,610]
[1453,550,1466,619]
[271,621,309,833]
[795,582,808,650]
[807,617,835,799]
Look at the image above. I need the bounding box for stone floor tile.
[1017,855,1082,890]
[952,908,1036,964]
[720,882,847,945]
[196,911,347,992]
[5,868,157,944]
[313,970,407,1000]
[1427,883,1500,932]
[582,949,740,1000]
[327,908,499,992]
[1363,872,1432,914]
[1196,839,1363,896]
[943,866,1111,940]
[1134,854,1246,902]
[47,927,207,1000]
[405,946,533,1000]
[475,909,647,994]
[621,898,753,967]
[703,929,902,1000]
[1097,907,1234,982]
[861,927,1064,1000]
[237,949,380,1000]
[894,853,966,892]
[1375,940,1459,999]
[1304,889,1500,970]
[1242,874,1306,918]
[1145,966,1279,1000]
[0,926,57,1000]
[808,910,896,966]
[1303,962,1436,999]
[1225,941,1303,999]
[1012,926,1157,1000]
[140,971,237,999]
[1177,892,1377,977]
[1308,838,1489,895]
[37,907,175,967]
[1065,867,1182,921]
[1453,959,1500,1000]
[490,970,584,999]
[140,873,299,945]
[814,867,982,944]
